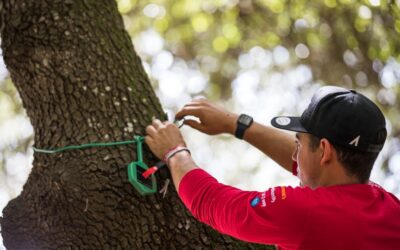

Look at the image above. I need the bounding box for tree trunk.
[0,0,270,249]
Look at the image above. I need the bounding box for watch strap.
[235,114,253,139]
[235,123,248,139]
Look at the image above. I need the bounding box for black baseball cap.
[271,86,387,153]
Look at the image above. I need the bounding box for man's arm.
[165,151,196,190]
[145,118,308,246]
[175,99,296,172]
[175,163,309,247]
[243,122,296,172]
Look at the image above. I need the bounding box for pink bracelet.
[163,146,191,164]
[162,146,179,162]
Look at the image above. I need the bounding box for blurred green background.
[1,1,399,247]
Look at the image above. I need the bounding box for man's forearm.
[174,100,295,172]
[221,114,295,172]
[167,151,198,190]
[243,122,295,172]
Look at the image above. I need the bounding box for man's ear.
[319,138,334,165]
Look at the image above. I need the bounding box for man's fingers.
[184,119,205,132]
[145,125,157,137]
[152,118,164,128]
[187,100,204,105]
[182,99,208,108]
[175,106,203,120]
[163,120,173,126]
[175,98,211,119]
[144,135,153,145]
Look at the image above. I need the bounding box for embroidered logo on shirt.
[261,191,267,207]
[281,186,287,200]
[270,187,276,203]
[250,196,261,207]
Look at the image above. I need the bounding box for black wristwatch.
[235,114,253,139]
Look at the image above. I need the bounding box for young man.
[145,86,400,249]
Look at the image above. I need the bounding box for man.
[145,86,400,249]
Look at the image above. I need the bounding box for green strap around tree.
[32,136,143,154]
[32,136,157,195]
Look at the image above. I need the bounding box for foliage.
[120,0,399,88]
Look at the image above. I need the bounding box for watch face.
[239,114,253,126]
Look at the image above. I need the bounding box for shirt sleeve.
[178,168,310,247]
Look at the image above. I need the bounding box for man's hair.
[308,135,380,183]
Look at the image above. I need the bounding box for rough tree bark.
[0,0,271,249]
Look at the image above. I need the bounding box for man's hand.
[146,118,197,190]
[145,119,186,160]
[175,99,238,135]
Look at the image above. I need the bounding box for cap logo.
[276,117,291,126]
[349,135,360,147]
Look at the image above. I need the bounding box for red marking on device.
[142,166,158,179]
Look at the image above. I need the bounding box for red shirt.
[178,168,400,250]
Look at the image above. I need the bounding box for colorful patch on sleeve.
[281,186,287,200]
[261,191,267,207]
[250,196,261,207]
[270,187,276,203]
[253,188,288,208]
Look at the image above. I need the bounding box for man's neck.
[318,164,362,187]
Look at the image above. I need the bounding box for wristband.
[163,146,191,164]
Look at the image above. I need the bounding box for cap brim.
[271,116,308,133]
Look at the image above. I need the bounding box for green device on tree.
[33,133,162,196]
[127,136,157,195]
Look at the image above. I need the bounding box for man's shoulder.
[367,181,400,205]
[253,183,400,211]
[282,183,399,204]
[313,182,400,208]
